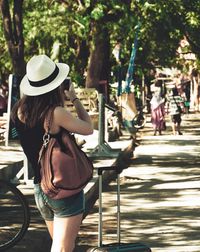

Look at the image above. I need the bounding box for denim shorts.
[34,184,85,221]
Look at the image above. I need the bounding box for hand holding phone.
[63,77,71,90]
[63,78,77,102]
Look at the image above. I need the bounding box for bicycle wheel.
[0,179,30,251]
[133,112,146,129]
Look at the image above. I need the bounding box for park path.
[77,112,200,252]
[4,112,200,252]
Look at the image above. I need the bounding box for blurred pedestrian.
[167,86,183,135]
[12,54,93,252]
[0,86,7,116]
[150,91,165,135]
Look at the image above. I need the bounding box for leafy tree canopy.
[0,0,200,84]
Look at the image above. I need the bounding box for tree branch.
[13,0,23,45]
[185,32,200,55]
[0,0,13,43]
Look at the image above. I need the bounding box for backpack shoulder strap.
[44,107,56,133]
[39,107,55,163]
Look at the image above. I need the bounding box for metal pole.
[23,155,29,183]
[98,172,103,247]
[5,75,13,147]
[117,174,121,244]
[98,94,105,145]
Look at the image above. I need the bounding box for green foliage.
[1,0,200,83]
[90,4,104,20]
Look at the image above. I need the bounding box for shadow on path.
[76,113,200,252]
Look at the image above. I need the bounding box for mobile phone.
[63,77,71,90]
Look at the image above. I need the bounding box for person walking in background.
[167,86,183,135]
[150,90,165,136]
[0,85,7,116]
[12,55,93,252]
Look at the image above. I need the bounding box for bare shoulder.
[53,106,72,122]
[54,106,70,117]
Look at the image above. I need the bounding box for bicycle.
[132,108,146,129]
[132,98,147,130]
[0,179,30,251]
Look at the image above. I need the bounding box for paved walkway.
[77,112,200,252]
[1,112,200,251]
[1,129,132,252]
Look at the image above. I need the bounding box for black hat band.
[28,65,59,87]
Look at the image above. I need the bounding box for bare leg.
[172,123,176,135]
[177,123,182,135]
[51,213,83,252]
[45,220,54,238]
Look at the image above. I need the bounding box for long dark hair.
[12,85,65,128]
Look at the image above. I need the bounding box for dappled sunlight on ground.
[78,113,200,251]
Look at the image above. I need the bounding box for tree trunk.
[86,25,110,89]
[0,0,25,76]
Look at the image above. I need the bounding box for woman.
[12,55,93,252]
[150,90,165,136]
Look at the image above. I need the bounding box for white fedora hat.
[20,54,70,96]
